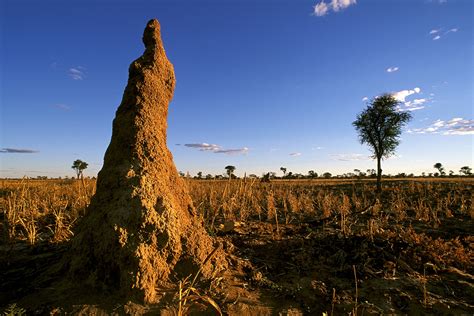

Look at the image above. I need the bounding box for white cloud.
[215,147,249,155]
[408,118,474,135]
[0,148,39,154]
[312,0,356,16]
[403,106,425,112]
[362,96,368,102]
[313,1,329,16]
[406,98,427,106]
[448,117,463,123]
[183,143,220,151]
[330,153,369,161]
[331,0,356,11]
[430,27,458,41]
[393,87,421,102]
[386,67,399,73]
[403,98,427,111]
[393,88,428,112]
[68,66,86,80]
[289,152,302,157]
[363,90,426,112]
[182,143,248,155]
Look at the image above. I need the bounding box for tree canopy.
[353,94,412,192]
[434,163,445,176]
[353,94,411,160]
[71,159,88,179]
[225,165,236,177]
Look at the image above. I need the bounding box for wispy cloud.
[429,27,458,41]
[312,146,324,150]
[408,118,474,135]
[386,67,399,73]
[393,87,421,102]
[0,148,39,153]
[53,104,71,111]
[215,147,249,155]
[289,152,302,157]
[182,143,220,151]
[312,0,356,17]
[330,153,369,161]
[393,87,428,112]
[363,88,427,112]
[181,143,248,155]
[68,66,86,80]
[402,98,428,111]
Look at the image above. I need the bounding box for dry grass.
[0,177,472,314]
[1,178,95,244]
[0,177,472,245]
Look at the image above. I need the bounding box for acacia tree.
[434,162,445,176]
[308,170,317,179]
[225,165,236,178]
[367,169,376,178]
[353,94,412,193]
[71,159,88,179]
[460,166,472,176]
[280,167,287,178]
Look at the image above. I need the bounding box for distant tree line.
[4,162,471,181]
[179,163,472,180]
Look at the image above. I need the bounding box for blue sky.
[1,0,472,178]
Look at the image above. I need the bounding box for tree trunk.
[66,19,226,303]
[376,156,382,193]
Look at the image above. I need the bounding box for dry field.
[0,177,473,314]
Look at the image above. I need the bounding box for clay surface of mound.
[67,19,224,303]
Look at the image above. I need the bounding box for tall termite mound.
[67,19,224,303]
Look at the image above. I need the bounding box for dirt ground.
[1,220,473,314]
[1,180,473,315]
